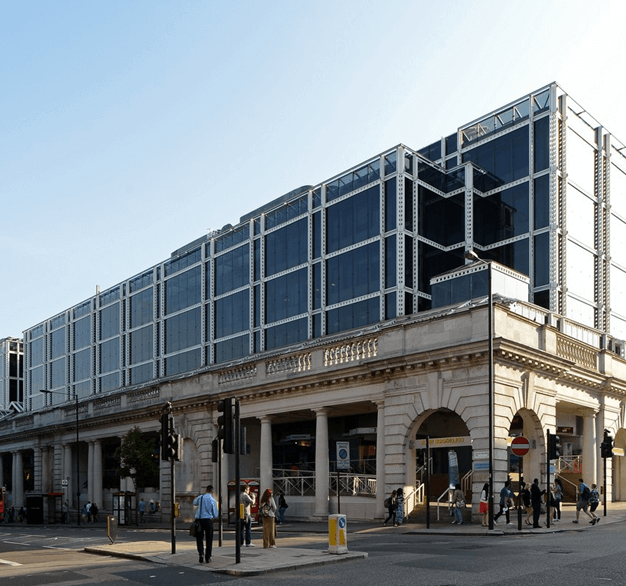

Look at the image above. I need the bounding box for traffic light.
[160,412,170,461]
[217,397,234,454]
[601,430,614,458]
[166,431,180,461]
[548,432,561,460]
[211,438,219,463]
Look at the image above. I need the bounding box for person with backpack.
[493,480,514,525]
[394,487,404,527]
[588,483,601,525]
[277,490,288,525]
[383,489,397,526]
[573,478,594,524]
[259,488,277,548]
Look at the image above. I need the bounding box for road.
[1,521,625,586]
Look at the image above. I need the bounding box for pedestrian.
[493,480,514,525]
[18,506,27,523]
[149,500,156,514]
[589,483,601,524]
[138,498,146,523]
[451,483,465,525]
[62,500,69,524]
[520,482,533,525]
[277,490,288,525]
[551,478,563,521]
[259,488,277,548]
[479,483,489,527]
[193,484,219,564]
[383,489,397,526]
[240,484,256,547]
[394,487,404,527]
[573,478,594,524]
[90,502,99,523]
[81,503,89,524]
[530,478,545,528]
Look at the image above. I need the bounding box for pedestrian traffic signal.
[548,432,561,460]
[217,397,234,454]
[160,412,171,461]
[601,430,614,458]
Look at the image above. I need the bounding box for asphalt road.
[1,521,625,586]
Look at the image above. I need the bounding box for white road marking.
[0,558,21,566]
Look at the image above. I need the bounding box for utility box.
[328,514,348,554]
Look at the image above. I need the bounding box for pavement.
[8,502,626,576]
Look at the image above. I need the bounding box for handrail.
[461,469,473,496]
[436,487,452,521]
[556,473,578,499]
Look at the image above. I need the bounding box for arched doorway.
[612,428,626,501]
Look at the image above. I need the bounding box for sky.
[2,0,626,338]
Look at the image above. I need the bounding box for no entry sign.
[511,436,530,457]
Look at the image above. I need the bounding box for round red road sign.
[511,436,530,456]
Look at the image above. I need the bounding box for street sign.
[511,436,530,457]
[336,441,350,470]
[473,451,488,460]
[61,479,68,487]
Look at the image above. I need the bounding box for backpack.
[260,503,271,517]
[589,489,600,504]
[581,485,591,500]
[384,497,391,508]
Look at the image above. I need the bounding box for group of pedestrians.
[81,501,99,523]
[383,487,405,526]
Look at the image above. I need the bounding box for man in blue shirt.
[193,485,219,563]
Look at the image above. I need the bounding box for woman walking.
[552,478,563,521]
[479,482,489,527]
[394,487,404,526]
[259,488,277,548]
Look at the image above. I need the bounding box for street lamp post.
[40,390,80,526]
[465,250,494,531]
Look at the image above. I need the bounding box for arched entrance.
[612,428,626,501]
[509,409,544,492]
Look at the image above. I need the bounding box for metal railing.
[556,455,582,474]
[436,487,452,521]
[271,468,376,497]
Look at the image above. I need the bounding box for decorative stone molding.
[127,387,160,405]
[556,335,597,370]
[218,365,257,385]
[93,396,122,411]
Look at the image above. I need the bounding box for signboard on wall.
[415,436,471,449]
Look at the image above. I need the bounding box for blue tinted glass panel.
[534,232,550,286]
[214,290,250,338]
[73,317,91,351]
[30,365,44,393]
[385,151,397,175]
[385,236,396,288]
[50,328,65,360]
[164,247,201,277]
[313,213,321,260]
[313,188,321,208]
[165,307,201,353]
[473,183,529,245]
[482,238,529,277]
[385,178,396,232]
[405,235,414,288]
[405,178,414,231]
[254,239,261,281]
[265,269,307,324]
[51,314,65,330]
[73,301,91,320]
[100,303,120,340]
[313,312,321,338]
[326,186,380,253]
[99,338,119,374]
[215,225,249,253]
[265,218,307,277]
[205,261,211,299]
[51,358,65,388]
[534,117,550,173]
[418,141,442,161]
[446,133,458,155]
[130,270,153,293]
[73,348,90,381]
[254,284,260,327]
[385,292,396,320]
[130,325,153,365]
[100,372,119,392]
[534,175,550,229]
[327,298,380,335]
[534,290,550,310]
[462,126,529,185]
[130,288,153,328]
[265,195,308,230]
[417,243,465,295]
[164,348,201,376]
[130,363,153,385]
[418,187,465,246]
[165,266,201,315]
[214,245,250,295]
[265,317,308,351]
[100,287,120,307]
[326,242,380,305]
[313,263,321,310]
[215,335,249,363]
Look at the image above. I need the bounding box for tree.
[115,427,159,491]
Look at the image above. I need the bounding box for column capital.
[312,407,329,417]
[258,415,274,425]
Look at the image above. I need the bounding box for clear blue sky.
[2,0,625,337]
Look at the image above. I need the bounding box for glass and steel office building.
[0,338,24,414]
[24,82,626,410]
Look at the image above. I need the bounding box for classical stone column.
[40,447,50,493]
[259,416,273,495]
[582,412,597,486]
[88,441,95,502]
[13,451,24,508]
[376,401,386,515]
[313,408,329,518]
[93,440,103,510]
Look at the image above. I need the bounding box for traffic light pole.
[235,399,241,565]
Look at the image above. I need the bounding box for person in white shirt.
[193,485,219,563]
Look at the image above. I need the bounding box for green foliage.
[115,427,159,490]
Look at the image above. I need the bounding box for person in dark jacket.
[530,478,546,528]
[493,480,514,525]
